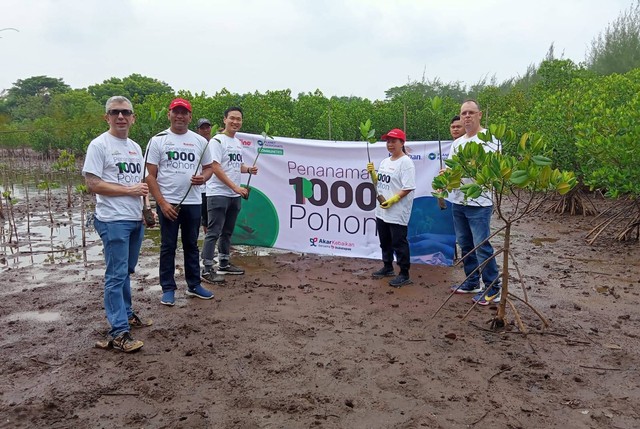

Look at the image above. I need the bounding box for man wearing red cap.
[367,128,416,287]
[145,98,216,306]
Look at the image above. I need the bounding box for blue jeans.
[451,203,500,287]
[202,196,241,268]
[157,204,202,292]
[94,218,144,338]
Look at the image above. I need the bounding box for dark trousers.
[157,204,201,292]
[200,192,208,228]
[376,218,410,274]
[202,196,241,267]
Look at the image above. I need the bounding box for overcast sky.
[0,0,632,101]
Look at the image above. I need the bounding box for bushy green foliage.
[88,74,174,106]
[575,69,640,197]
[587,1,640,75]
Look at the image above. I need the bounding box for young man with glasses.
[145,98,215,306]
[82,96,151,353]
[201,107,257,281]
[446,100,502,306]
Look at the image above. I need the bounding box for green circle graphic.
[231,185,279,247]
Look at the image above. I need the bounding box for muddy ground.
[1,194,639,429]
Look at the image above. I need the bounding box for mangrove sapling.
[359,119,385,204]
[428,96,448,210]
[244,122,272,200]
[359,119,377,164]
[23,180,31,235]
[432,126,576,330]
[37,180,59,225]
[52,150,77,209]
[2,190,19,245]
[76,184,89,248]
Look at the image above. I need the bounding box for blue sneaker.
[185,285,214,300]
[473,285,502,306]
[452,282,483,294]
[160,290,175,306]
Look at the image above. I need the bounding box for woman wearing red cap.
[366,128,416,287]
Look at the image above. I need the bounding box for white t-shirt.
[82,132,144,222]
[146,129,213,205]
[375,155,416,226]
[205,133,243,198]
[446,129,500,207]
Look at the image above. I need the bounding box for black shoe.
[201,269,225,284]
[216,263,245,275]
[372,266,395,278]
[389,274,412,288]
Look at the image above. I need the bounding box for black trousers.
[376,218,410,274]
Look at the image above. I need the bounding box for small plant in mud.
[76,184,89,248]
[52,149,77,209]
[37,180,60,224]
[2,189,19,244]
[432,126,577,330]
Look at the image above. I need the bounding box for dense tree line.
[1,1,639,202]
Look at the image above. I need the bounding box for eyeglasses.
[107,109,134,117]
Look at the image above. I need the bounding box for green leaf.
[431,96,443,112]
[556,183,572,195]
[519,133,529,151]
[532,155,553,166]
[510,170,529,185]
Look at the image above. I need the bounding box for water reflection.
[1,165,291,280]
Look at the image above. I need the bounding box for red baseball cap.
[381,128,406,142]
[169,98,192,112]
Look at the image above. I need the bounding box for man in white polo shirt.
[83,96,150,353]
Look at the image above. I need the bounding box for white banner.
[231,133,456,266]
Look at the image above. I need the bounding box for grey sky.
[0,0,632,100]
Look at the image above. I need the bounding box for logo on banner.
[428,152,437,160]
[309,236,355,251]
[257,139,285,156]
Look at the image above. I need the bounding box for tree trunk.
[495,223,511,327]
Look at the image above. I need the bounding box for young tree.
[433,126,576,330]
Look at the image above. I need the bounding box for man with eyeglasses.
[445,99,502,306]
[82,96,151,353]
[145,98,216,306]
[201,106,257,282]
